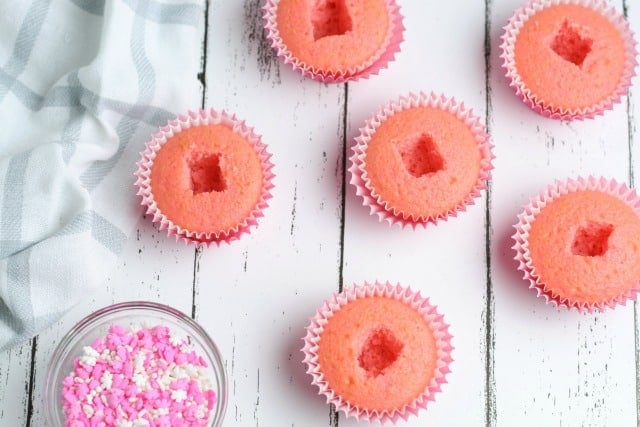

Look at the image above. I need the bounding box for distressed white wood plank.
[196,1,345,425]
[490,0,636,425]
[341,1,489,425]
[0,341,32,425]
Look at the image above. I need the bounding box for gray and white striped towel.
[0,0,204,350]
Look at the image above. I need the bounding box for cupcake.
[349,92,493,228]
[501,0,637,120]
[263,0,404,82]
[513,177,640,311]
[135,109,275,247]
[302,281,453,423]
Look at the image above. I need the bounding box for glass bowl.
[44,301,227,426]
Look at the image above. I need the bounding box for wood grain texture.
[0,341,32,425]
[490,1,636,426]
[341,1,489,425]
[197,1,345,425]
[627,0,640,424]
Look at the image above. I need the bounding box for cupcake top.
[265,0,402,81]
[317,296,436,412]
[514,177,640,310]
[502,0,637,119]
[351,93,493,226]
[151,124,263,234]
[303,282,452,423]
[136,110,274,246]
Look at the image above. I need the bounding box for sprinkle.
[62,325,217,426]
[100,371,113,390]
[171,389,187,403]
[82,404,94,418]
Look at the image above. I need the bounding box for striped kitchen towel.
[0,0,204,350]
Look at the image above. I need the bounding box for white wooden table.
[2,1,640,425]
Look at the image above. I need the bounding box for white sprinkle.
[169,332,184,347]
[171,389,187,402]
[133,419,149,427]
[100,370,113,390]
[83,346,100,358]
[134,352,146,372]
[79,356,97,367]
[82,404,94,418]
[196,407,207,419]
[196,407,206,419]
[170,366,187,380]
[115,420,133,427]
[152,408,169,417]
[132,372,149,390]
[158,372,172,390]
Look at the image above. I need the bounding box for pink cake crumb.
[62,325,217,427]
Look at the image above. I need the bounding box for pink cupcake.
[513,177,640,311]
[302,281,453,423]
[349,92,493,228]
[135,109,275,247]
[263,0,404,83]
[500,0,637,120]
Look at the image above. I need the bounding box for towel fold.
[0,0,204,350]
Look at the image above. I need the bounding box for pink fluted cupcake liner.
[349,92,494,228]
[263,0,404,83]
[134,109,275,247]
[512,176,640,312]
[500,0,637,120]
[302,281,453,424]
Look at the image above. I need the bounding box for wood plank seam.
[192,0,210,321]
[484,0,497,426]
[330,82,349,427]
[24,338,37,427]
[622,2,640,425]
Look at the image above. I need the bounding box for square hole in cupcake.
[550,20,593,67]
[311,0,352,41]
[396,134,444,178]
[188,152,226,194]
[358,327,403,377]
[571,221,613,257]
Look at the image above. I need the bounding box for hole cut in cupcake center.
[188,152,226,194]
[311,0,353,41]
[396,133,444,178]
[357,327,403,377]
[550,20,593,67]
[571,221,614,257]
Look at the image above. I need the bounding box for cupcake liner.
[134,109,275,247]
[512,176,640,312]
[349,92,494,228]
[500,0,638,120]
[301,281,453,424]
[263,0,404,83]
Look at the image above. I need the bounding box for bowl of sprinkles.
[44,301,227,427]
